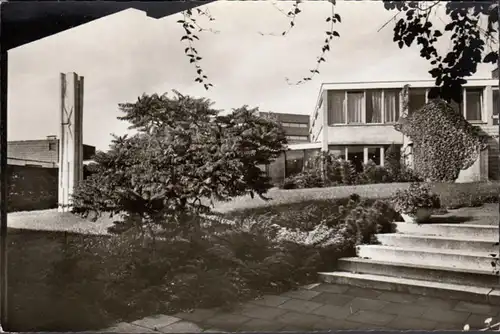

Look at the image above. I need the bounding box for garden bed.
[6,195,396,332]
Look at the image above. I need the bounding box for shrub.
[392,182,441,214]
[71,92,287,233]
[396,99,487,182]
[357,160,391,184]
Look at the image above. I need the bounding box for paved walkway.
[104,283,500,332]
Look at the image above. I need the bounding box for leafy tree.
[384,0,498,103]
[71,91,287,234]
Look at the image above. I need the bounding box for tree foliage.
[72,91,287,233]
[383,1,498,103]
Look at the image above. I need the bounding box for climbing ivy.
[397,99,487,182]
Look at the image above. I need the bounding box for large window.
[328,146,346,160]
[367,147,381,165]
[366,90,383,123]
[347,91,364,123]
[465,88,483,121]
[328,91,346,124]
[384,90,400,123]
[328,89,401,124]
[285,150,305,177]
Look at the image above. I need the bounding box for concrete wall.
[326,125,404,145]
[456,149,489,183]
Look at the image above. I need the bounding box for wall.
[7,165,59,212]
[456,149,489,183]
[326,125,404,145]
[8,139,96,167]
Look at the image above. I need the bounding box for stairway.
[319,220,500,305]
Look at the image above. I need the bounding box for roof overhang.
[287,142,322,151]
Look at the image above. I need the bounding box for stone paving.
[103,283,500,332]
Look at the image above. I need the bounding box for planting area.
[5,181,500,331]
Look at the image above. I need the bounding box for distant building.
[8,135,96,168]
[259,112,310,143]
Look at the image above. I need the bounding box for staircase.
[319,218,500,305]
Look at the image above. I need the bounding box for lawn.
[212,181,500,213]
[4,181,499,331]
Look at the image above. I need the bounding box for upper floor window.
[465,88,483,121]
[282,122,308,128]
[327,89,401,125]
[286,135,309,142]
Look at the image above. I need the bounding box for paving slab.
[310,292,354,306]
[281,289,321,300]
[158,321,203,333]
[104,283,490,332]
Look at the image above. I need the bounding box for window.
[282,122,308,128]
[347,146,364,173]
[347,91,364,123]
[286,135,309,142]
[285,150,305,177]
[328,91,345,124]
[384,90,400,123]
[367,147,381,165]
[365,90,383,123]
[328,146,346,160]
[49,142,56,151]
[493,88,499,125]
[409,89,427,115]
[465,88,483,121]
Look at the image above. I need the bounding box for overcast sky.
[8,1,496,151]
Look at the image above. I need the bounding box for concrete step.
[337,257,500,288]
[318,271,500,305]
[376,233,498,253]
[356,245,496,271]
[395,222,499,239]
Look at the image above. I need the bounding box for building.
[265,77,500,184]
[8,135,96,168]
[259,112,310,143]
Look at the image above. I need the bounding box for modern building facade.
[259,112,310,143]
[8,135,96,168]
[265,76,500,184]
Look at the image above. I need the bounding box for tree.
[384,0,498,103]
[71,91,287,234]
[181,1,498,102]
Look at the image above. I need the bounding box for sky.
[8,1,497,151]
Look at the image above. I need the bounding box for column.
[58,72,84,212]
[380,146,385,167]
[363,147,369,164]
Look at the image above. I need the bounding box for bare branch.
[286,0,340,85]
[258,0,303,37]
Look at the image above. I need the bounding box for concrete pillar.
[400,84,414,169]
[58,72,84,212]
[363,147,369,164]
[380,146,385,167]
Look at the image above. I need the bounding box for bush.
[392,182,441,214]
[397,99,487,182]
